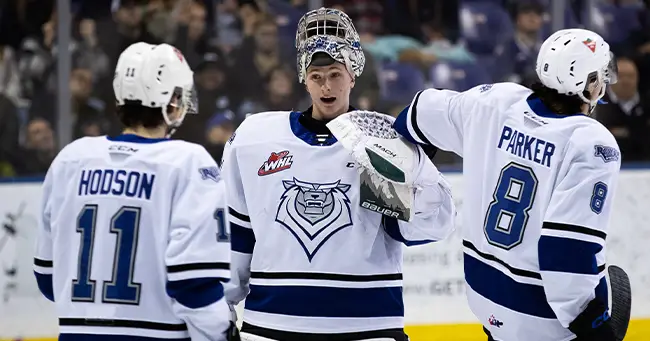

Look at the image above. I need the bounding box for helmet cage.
[295,8,365,83]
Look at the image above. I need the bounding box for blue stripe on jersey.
[382,216,435,246]
[245,284,404,318]
[393,105,419,145]
[60,335,190,341]
[527,97,584,119]
[106,134,170,144]
[231,223,255,253]
[464,253,556,319]
[289,111,338,146]
[539,236,603,275]
[34,272,54,302]
[166,278,225,309]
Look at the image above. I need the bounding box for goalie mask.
[295,7,365,84]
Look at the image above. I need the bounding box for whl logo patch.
[488,315,504,328]
[582,38,597,53]
[258,150,294,176]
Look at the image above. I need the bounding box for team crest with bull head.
[275,178,353,261]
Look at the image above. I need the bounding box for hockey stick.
[608,265,632,341]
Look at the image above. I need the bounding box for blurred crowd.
[0,0,649,178]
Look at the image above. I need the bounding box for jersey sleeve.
[382,152,457,245]
[220,133,253,305]
[165,146,231,339]
[539,131,621,328]
[33,163,56,302]
[393,88,467,156]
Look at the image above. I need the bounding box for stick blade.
[608,265,632,341]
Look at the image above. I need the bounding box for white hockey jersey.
[33,134,232,341]
[394,83,621,341]
[221,109,456,334]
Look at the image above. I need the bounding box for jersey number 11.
[71,204,228,305]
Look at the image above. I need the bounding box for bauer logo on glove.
[327,110,420,221]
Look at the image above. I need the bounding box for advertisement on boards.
[1,170,649,340]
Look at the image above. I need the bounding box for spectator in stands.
[382,0,460,42]
[110,0,162,59]
[213,0,244,53]
[420,21,474,64]
[76,18,112,82]
[29,66,113,140]
[14,117,56,176]
[0,94,21,177]
[238,64,305,117]
[17,19,58,100]
[0,0,55,49]
[498,1,544,84]
[625,2,650,93]
[324,0,384,35]
[0,44,23,106]
[238,0,264,38]
[204,109,236,164]
[349,51,380,111]
[144,0,179,44]
[173,0,210,68]
[230,14,292,103]
[174,49,234,143]
[596,57,650,161]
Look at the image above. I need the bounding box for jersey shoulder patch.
[570,121,620,165]
[469,82,532,109]
[198,166,220,182]
[593,145,620,163]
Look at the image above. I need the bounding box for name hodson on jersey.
[221,108,457,334]
[33,134,232,341]
[394,82,621,341]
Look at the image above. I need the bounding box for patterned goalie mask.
[295,7,366,83]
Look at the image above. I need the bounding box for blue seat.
[378,62,426,104]
[266,0,304,42]
[460,2,514,55]
[582,4,642,44]
[429,61,492,92]
[540,5,581,39]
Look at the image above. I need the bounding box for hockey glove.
[327,110,430,222]
[568,298,616,341]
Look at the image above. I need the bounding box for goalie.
[221,7,457,341]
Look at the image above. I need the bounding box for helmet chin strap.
[161,105,186,138]
[579,73,607,115]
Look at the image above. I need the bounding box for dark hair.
[530,69,600,115]
[253,14,277,32]
[116,100,168,129]
[530,82,586,115]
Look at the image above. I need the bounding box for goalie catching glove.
[326,110,440,221]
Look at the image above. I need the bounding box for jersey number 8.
[483,163,539,250]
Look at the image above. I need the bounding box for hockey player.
[221,7,456,341]
[394,29,621,341]
[33,42,238,341]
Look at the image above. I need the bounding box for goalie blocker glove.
[568,298,616,341]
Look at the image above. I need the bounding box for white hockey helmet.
[536,28,617,113]
[113,42,198,129]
